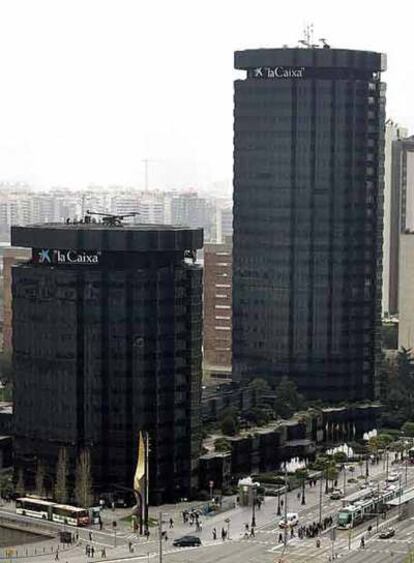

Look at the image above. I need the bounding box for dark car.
[173,535,202,547]
[379,528,395,539]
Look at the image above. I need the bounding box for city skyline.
[0,0,412,190]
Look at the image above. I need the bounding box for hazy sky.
[0,0,412,190]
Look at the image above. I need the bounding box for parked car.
[379,527,395,539]
[173,536,202,547]
[330,489,344,500]
[386,472,400,483]
[279,513,299,528]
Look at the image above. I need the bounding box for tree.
[0,352,13,386]
[74,450,93,508]
[243,407,271,427]
[54,448,69,503]
[214,438,231,452]
[35,462,46,497]
[274,377,304,419]
[15,469,25,497]
[220,415,238,436]
[0,473,14,498]
[333,451,347,464]
[402,421,414,437]
[248,378,271,399]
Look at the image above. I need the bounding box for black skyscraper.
[11,223,203,504]
[233,48,386,401]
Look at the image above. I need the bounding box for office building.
[386,134,414,315]
[171,192,215,241]
[203,238,232,380]
[382,120,408,316]
[399,233,414,349]
[233,47,386,401]
[12,222,203,504]
[2,247,31,352]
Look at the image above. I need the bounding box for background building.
[12,222,203,504]
[382,120,408,316]
[398,233,414,349]
[2,247,31,353]
[386,135,414,315]
[203,238,232,381]
[233,47,386,401]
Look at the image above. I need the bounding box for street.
[1,456,414,562]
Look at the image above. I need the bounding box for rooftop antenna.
[300,23,314,48]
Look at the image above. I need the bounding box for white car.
[279,512,299,528]
[330,489,344,500]
[386,472,400,483]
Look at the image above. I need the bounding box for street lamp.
[301,476,306,505]
[251,485,256,528]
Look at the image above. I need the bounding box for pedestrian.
[99,517,103,531]
[212,527,217,540]
[250,527,255,537]
[281,499,284,507]
[169,517,174,529]
[245,523,249,531]
[360,536,365,549]
[85,545,90,556]
[91,545,95,557]
[128,541,133,553]
[297,492,300,500]
[279,532,283,543]
[111,501,115,511]
[55,550,59,561]
[145,528,150,540]
[89,531,93,542]
[221,527,226,541]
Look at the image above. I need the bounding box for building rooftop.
[11,223,203,252]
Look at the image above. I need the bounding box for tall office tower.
[171,193,215,241]
[386,135,414,314]
[233,47,386,401]
[398,233,414,349]
[203,238,232,381]
[382,120,408,315]
[2,247,31,352]
[12,222,203,504]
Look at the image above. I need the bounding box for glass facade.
[233,48,386,401]
[12,224,203,504]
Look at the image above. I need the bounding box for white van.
[279,512,299,528]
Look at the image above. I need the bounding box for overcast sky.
[0,0,412,191]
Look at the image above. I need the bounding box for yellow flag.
[134,431,145,493]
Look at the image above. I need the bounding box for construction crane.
[85,210,139,227]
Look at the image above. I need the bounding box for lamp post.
[386,449,389,482]
[277,489,281,516]
[343,465,347,496]
[251,485,256,529]
[319,471,323,525]
[301,475,306,505]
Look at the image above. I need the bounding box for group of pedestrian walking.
[211,526,228,540]
[181,509,203,531]
[243,522,255,538]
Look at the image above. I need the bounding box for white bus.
[16,497,55,520]
[16,497,89,526]
[51,504,89,526]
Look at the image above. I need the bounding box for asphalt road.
[2,457,414,562]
